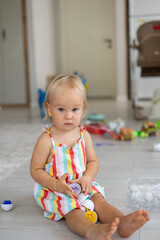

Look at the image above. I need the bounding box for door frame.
[1,0,30,108]
[125,0,130,99]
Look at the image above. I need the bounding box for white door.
[0,0,27,105]
[58,0,116,98]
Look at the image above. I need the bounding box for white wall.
[115,0,127,102]
[27,0,127,107]
[26,0,58,107]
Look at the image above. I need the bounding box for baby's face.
[48,88,84,132]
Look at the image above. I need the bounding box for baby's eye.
[58,108,64,112]
[72,108,78,112]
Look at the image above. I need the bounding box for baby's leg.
[117,210,150,238]
[64,208,119,240]
[91,193,150,238]
[91,193,124,223]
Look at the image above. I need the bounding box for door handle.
[2,29,6,41]
[103,38,112,48]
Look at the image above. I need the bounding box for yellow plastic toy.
[85,210,98,223]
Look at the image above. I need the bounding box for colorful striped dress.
[34,125,105,220]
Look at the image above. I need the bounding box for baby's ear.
[46,103,52,117]
[83,102,88,116]
[83,102,87,109]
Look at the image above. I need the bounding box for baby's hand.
[54,173,78,199]
[69,176,92,195]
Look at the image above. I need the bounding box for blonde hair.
[44,74,88,122]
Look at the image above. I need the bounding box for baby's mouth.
[64,123,73,125]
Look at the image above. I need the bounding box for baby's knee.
[64,208,84,220]
[91,192,106,203]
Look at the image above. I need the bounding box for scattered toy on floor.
[96,142,114,146]
[156,119,160,129]
[1,200,13,211]
[136,131,148,138]
[153,143,160,151]
[127,178,160,211]
[141,121,158,137]
[85,123,107,135]
[38,89,46,118]
[108,118,125,134]
[73,71,88,90]
[119,127,134,141]
[86,113,106,124]
[85,116,159,144]
[104,127,120,140]
[132,130,138,138]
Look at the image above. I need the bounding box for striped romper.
[34,125,105,220]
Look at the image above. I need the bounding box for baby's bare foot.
[86,217,119,240]
[118,210,150,238]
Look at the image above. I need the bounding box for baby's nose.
[66,111,72,118]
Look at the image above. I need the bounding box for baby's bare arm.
[30,133,55,189]
[30,133,77,198]
[83,130,99,181]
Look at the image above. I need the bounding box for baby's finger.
[66,189,78,199]
[72,191,78,198]
[66,191,74,198]
[69,178,79,184]
[81,183,86,193]
[65,185,78,198]
[70,188,78,198]
[84,185,90,195]
[60,173,68,182]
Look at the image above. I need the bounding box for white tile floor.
[0,100,160,240]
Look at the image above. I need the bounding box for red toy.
[85,124,106,135]
[85,123,120,139]
[104,128,120,140]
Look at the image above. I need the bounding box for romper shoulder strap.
[43,127,55,147]
[80,125,86,137]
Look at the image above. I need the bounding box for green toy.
[86,113,106,124]
[156,119,160,129]
[132,131,138,138]
[137,131,148,138]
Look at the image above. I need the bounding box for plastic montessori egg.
[1,200,13,211]
[78,193,89,203]
[81,199,94,211]
[69,183,81,195]
[85,210,98,223]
